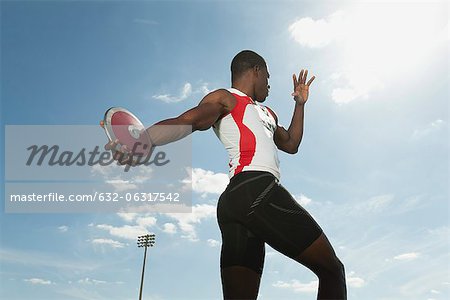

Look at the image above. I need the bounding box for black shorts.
[217,171,323,275]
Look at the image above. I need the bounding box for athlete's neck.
[230,84,255,100]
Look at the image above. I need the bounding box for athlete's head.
[231,50,270,102]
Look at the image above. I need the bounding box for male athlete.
[106,50,347,299]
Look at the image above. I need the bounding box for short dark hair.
[231,50,266,82]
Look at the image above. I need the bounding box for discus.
[101,107,152,164]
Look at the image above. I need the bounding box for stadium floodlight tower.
[137,234,155,300]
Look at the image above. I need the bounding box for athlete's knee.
[333,258,346,282]
[312,256,346,283]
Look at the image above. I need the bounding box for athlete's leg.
[247,182,347,300]
[221,266,261,300]
[217,174,271,300]
[218,222,265,300]
[295,233,347,299]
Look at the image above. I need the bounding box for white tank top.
[212,88,281,179]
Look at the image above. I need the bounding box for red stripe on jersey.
[230,93,256,176]
[264,106,278,125]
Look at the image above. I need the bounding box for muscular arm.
[272,69,315,154]
[145,89,235,146]
[105,89,235,164]
[272,103,305,154]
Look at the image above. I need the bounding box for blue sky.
[1,1,449,299]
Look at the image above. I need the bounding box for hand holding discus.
[100,107,153,166]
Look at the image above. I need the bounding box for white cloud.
[153,83,192,103]
[290,6,446,104]
[394,252,420,261]
[331,87,369,105]
[273,279,318,293]
[412,119,446,140]
[105,179,138,192]
[347,271,365,288]
[152,81,212,103]
[95,167,222,242]
[198,82,211,95]
[183,167,228,197]
[330,69,383,104]
[90,155,154,189]
[58,225,68,232]
[24,278,52,285]
[366,194,394,213]
[162,223,177,234]
[91,238,125,248]
[117,212,138,222]
[207,239,220,248]
[347,277,365,288]
[274,273,364,294]
[136,216,157,228]
[294,194,312,206]
[289,11,345,48]
[78,277,107,285]
[165,204,216,241]
[96,224,151,240]
[90,163,121,178]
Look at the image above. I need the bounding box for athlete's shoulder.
[200,88,236,112]
[263,105,279,124]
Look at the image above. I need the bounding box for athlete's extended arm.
[273,69,315,154]
[146,89,234,145]
[105,89,235,164]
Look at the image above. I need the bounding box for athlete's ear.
[254,65,261,77]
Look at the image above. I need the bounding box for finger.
[104,140,113,150]
[119,157,132,166]
[292,74,298,88]
[299,70,304,84]
[307,75,316,86]
[118,153,132,166]
[113,149,130,162]
[112,150,122,161]
[120,144,130,153]
[303,69,308,84]
[125,156,136,166]
[105,139,119,150]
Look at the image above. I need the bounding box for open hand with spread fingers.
[292,69,315,105]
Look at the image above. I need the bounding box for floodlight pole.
[137,234,155,300]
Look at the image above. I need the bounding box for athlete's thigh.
[219,221,265,275]
[218,221,265,300]
[248,183,323,259]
